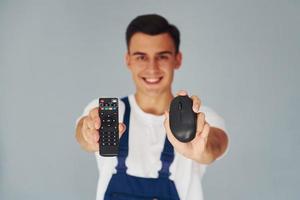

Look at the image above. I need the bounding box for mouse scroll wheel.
[178,102,183,110]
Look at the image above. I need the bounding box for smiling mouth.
[142,77,163,84]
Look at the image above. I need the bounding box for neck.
[134,90,174,115]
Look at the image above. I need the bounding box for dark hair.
[126,14,180,53]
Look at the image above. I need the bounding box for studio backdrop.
[0,0,299,199]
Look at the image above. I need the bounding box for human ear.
[174,51,182,69]
[125,52,131,69]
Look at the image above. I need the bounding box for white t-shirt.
[78,94,227,200]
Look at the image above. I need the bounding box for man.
[76,14,228,200]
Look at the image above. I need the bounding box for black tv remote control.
[98,98,119,157]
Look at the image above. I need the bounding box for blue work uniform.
[104,97,181,200]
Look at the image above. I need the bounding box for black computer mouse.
[169,95,197,143]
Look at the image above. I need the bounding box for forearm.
[195,127,228,164]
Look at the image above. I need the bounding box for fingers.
[85,128,100,143]
[84,106,126,141]
[89,107,101,129]
[175,91,202,113]
[193,112,210,145]
[192,122,210,152]
[81,107,101,146]
[176,90,188,96]
[201,123,210,140]
[82,117,99,144]
[196,112,205,135]
[86,117,96,129]
[190,95,201,113]
[118,123,126,138]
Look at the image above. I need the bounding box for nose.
[148,59,159,71]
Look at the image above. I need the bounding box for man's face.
[126,32,182,97]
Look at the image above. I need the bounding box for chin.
[139,85,171,97]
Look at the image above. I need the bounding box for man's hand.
[76,107,126,152]
[164,90,228,164]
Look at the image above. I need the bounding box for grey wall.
[1,0,299,199]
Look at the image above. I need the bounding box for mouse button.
[178,102,183,110]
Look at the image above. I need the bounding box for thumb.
[118,123,126,138]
